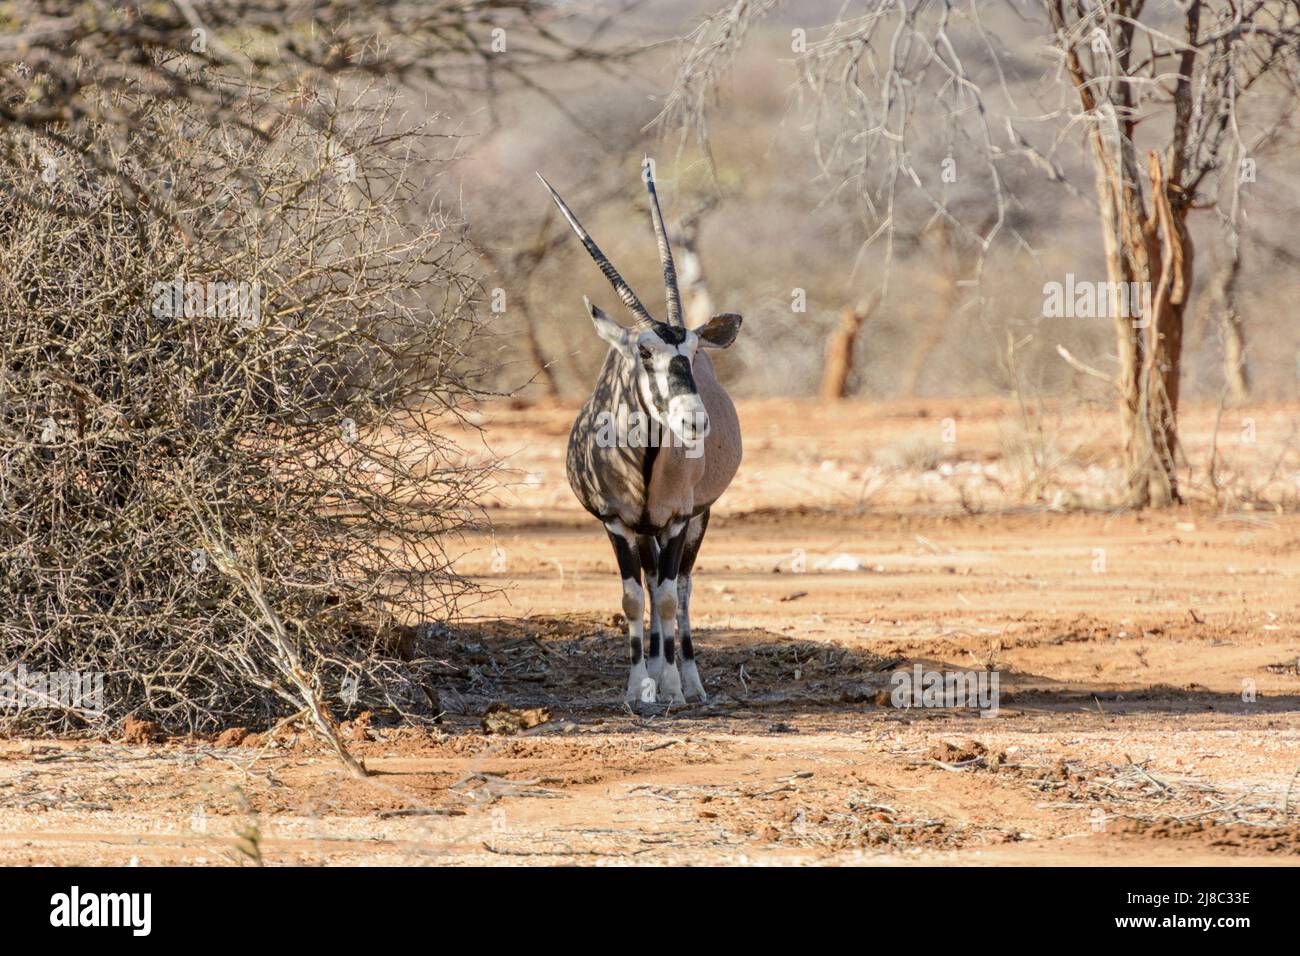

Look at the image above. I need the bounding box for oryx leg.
[677,508,710,702]
[607,522,651,707]
[637,535,662,683]
[648,520,689,705]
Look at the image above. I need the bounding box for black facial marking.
[666,355,695,396]
[654,324,687,345]
[642,359,667,408]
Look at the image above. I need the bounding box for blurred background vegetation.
[453,0,1299,406]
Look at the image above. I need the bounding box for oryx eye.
[638,346,652,360]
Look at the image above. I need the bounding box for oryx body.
[540,162,743,708]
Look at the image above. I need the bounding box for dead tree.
[1200,229,1248,403]
[821,297,877,401]
[669,196,719,329]
[1197,142,1249,403]
[1041,0,1297,504]
[658,0,1300,509]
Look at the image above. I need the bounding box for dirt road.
[2,399,1298,864]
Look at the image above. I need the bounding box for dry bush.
[0,76,489,736]
[874,436,946,474]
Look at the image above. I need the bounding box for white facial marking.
[667,394,709,447]
[634,331,710,447]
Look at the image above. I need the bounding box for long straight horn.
[536,172,654,327]
[642,158,683,327]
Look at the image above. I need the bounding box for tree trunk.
[1058,0,1195,509]
[1221,306,1249,402]
[672,202,717,330]
[820,299,874,401]
[900,221,958,396]
[1083,138,1194,507]
[1205,210,1248,403]
[1087,121,1153,506]
[1131,153,1192,507]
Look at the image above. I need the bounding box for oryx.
[538,161,742,709]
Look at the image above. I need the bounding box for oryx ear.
[697,312,742,348]
[585,296,633,352]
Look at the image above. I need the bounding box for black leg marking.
[608,528,641,579]
[607,527,643,665]
[656,524,690,668]
[679,624,694,661]
[637,535,659,658]
[637,535,659,579]
[656,525,687,585]
[679,508,710,576]
[677,509,710,662]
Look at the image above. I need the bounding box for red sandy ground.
[1,398,1298,865]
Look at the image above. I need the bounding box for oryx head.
[538,159,742,447]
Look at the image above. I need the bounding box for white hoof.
[681,659,707,702]
[656,661,686,705]
[625,661,652,706]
